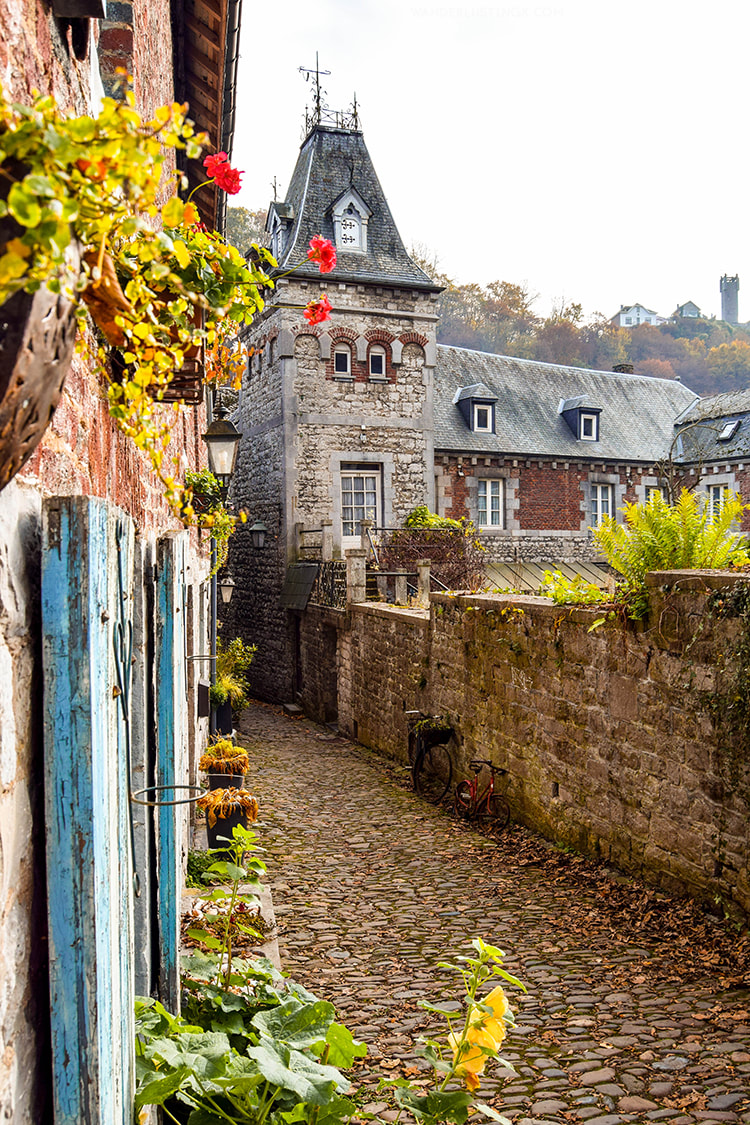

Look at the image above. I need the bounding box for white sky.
[232,0,749,323]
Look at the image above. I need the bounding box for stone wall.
[331,571,750,917]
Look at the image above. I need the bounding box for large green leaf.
[395,1086,473,1123]
[311,1023,367,1067]
[245,1041,345,1104]
[253,999,335,1048]
[134,1065,192,1108]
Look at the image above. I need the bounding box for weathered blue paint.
[41,497,134,1125]
[155,533,187,1013]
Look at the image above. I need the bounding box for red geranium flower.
[213,163,243,194]
[202,152,244,194]
[303,295,332,325]
[307,235,336,274]
[203,152,229,177]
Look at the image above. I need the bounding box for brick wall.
[0,5,208,1119]
[332,571,750,917]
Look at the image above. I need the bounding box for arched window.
[369,344,387,381]
[333,344,352,378]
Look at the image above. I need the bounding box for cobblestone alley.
[239,703,750,1125]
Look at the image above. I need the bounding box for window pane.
[370,352,384,376]
[334,350,349,374]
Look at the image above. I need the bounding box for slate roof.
[674,388,750,462]
[271,125,439,290]
[434,345,699,461]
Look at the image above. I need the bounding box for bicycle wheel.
[414,743,452,804]
[479,794,510,830]
[454,780,474,818]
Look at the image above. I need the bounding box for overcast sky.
[232,0,749,323]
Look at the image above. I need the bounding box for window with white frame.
[708,484,728,520]
[473,403,493,433]
[478,478,504,528]
[580,412,598,441]
[341,465,381,542]
[333,344,352,378]
[645,485,664,504]
[369,345,387,380]
[590,483,612,526]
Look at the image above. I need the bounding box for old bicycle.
[454,759,510,828]
[406,712,453,804]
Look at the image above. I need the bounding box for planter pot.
[0,213,79,491]
[207,772,244,790]
[206,806,248,852]
[214,701,234,736]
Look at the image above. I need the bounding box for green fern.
[593,489,750,589]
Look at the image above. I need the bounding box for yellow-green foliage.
[594,489,750,587]
[539,570,603,605]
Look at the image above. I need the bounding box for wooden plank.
[42,497,134,1125]
[154,533,188,1012]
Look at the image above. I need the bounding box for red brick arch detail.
[293,324,322,338]
[364,328,395,344]
[399,331,429,348]
[329,327,358,344]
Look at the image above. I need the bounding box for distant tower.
[720,274,739,324]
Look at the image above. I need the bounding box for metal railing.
[309,560,347,609]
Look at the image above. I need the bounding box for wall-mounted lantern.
[201,399,241,487]
[249,521,268,549]
[217,573,236,604]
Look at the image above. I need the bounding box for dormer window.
[333,345,352,378]
[473,403,493,433]
[453,383,498,434]
[580,412,599,441]
[331,187,372,254]
[559,397,602,443]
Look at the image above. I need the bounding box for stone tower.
[225,109,441,703]
[720,274,740,324]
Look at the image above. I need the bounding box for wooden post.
[154,533,188,1014]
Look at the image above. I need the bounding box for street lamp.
[217,573,236,604]
[249,520,267,549]
[202,398,241,487]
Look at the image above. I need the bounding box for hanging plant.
[0,82,337,545]
[197,787,258,829]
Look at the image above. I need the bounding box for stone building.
[228,107,750,705]
[0,0,239,1118]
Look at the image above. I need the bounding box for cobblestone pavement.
[239,703,750,1125]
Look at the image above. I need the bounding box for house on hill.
[227,101,750,703]
[672,300,702,319]
[611,303,665,327]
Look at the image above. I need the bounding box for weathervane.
[298,54,361,135]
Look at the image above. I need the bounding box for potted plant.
[210,636,256,735]
[198,737,249,790]
[197,786,259,852]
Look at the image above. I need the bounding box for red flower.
[307,235,336,274]
[303,295,332,325]
[213,163,243,195]
[202,152,244,194]
[203,152,229,177]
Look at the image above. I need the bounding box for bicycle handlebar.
[469,759,508,774]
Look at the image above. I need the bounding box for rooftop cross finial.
[299,52,331,126]
[298,55,361,136]
[271,176,278,202]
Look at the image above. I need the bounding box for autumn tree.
[226,207,268,253]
